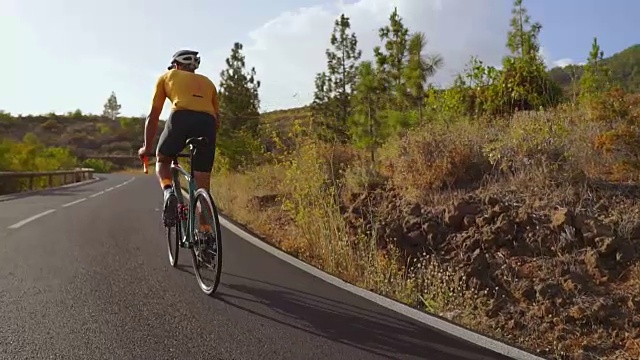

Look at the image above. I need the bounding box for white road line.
[62,198,87,208]
[6,177,136,230]
[7,209,56,229]
[89,191,104,198]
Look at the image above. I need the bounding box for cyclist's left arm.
[211,80,220,129]
[144,74,167,150]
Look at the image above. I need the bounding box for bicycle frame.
[170,150,197,248]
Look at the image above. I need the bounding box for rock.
[385,223,404,241]
[595,236,619,257]
[535,282,562,301]
[483,229,502,248]
[484,195,500,207]
[535,302,555,318]
[445,201,481,229]
[629,223,640,240]
[513,280,536,302]
[467,249,491,287]
[400,230,426,250]
[463,215,476,229]
[464,236,482,254]
[476,215,492,227]
[562,272,589,293]
[493,203,510,216]
[583,249,608,282]
[403,216,422,232]
[496,213,516,238]
[581,219,615,241]
[572,212,588,233]
[407,203,422,217]
[422,221,439,235]
[617,240,636,264]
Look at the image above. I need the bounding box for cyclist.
[137,49,220,228]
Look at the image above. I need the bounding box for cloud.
[243,0,564,111]
[551,58,586,68]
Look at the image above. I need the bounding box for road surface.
[0,174,519,360]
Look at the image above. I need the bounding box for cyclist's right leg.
[156,111,189,226]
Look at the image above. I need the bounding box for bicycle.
[142,137,223,296]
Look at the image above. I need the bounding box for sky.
[1,0,638,117]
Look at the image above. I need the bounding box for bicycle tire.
[163,184,182,267]
[166,209,180,268]
[190,188,223,295]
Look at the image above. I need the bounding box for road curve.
[0,174,518,360]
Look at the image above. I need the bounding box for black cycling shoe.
[163,188,178,227]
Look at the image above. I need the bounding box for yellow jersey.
[151,69,220,118]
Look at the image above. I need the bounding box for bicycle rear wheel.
[166,207,180,267]
[190,188,223,295]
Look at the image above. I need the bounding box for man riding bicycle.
[138,49,220,227]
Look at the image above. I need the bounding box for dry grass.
[210,94,640,360]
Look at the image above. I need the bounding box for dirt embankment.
[339,181,640,358]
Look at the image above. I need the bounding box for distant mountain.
[548,44,640,94]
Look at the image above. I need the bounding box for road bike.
[142,137,222,296]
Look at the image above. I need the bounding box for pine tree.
[580,37,610,103]
[102,91,121,121]
[403,32,443,121]
[311,13,361,143]
[218,42,261,134]
[373,7,410,110]
[310,72,337,140]
[349,61,389,166]
[499,0,561,113]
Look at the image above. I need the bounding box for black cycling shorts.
[157,109,217,173]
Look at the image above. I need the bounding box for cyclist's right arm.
[144,73,167,149]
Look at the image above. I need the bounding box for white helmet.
[168,49,201,70]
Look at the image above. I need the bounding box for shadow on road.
[208,272,506,360]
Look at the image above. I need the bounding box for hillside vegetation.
[208,1,640,359]
[2,0,640,358]
[549,44,640,96]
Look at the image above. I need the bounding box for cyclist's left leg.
[187,112,217,233]
[156,110,189,226]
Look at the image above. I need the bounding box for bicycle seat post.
[189,144,196,179]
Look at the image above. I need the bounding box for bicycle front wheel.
[190,188,223,295]
[165,186,181,267]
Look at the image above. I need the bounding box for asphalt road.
[0,174,518,360]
